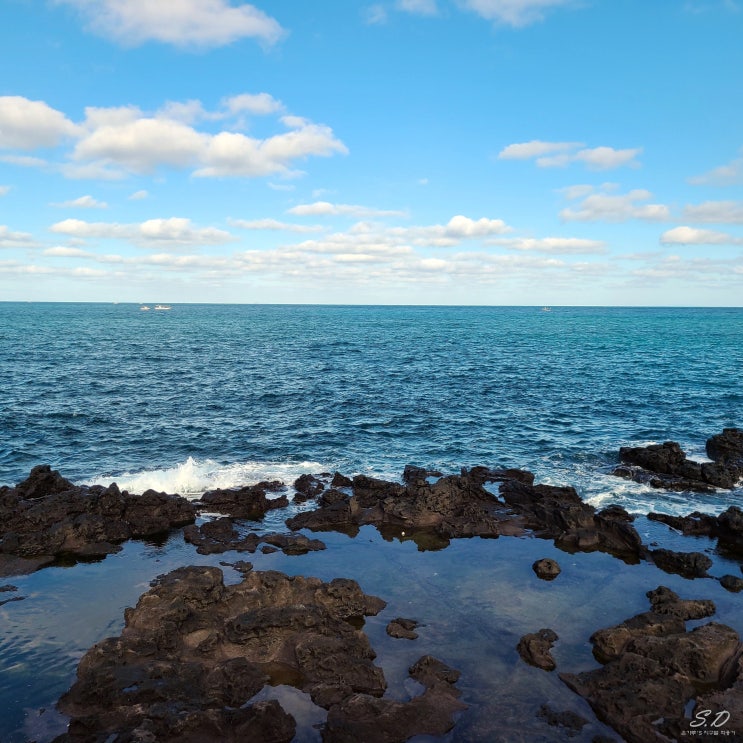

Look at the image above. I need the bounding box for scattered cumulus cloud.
[499,139,642,170]
[660,226,743,246]
[52,195,108,209]
[228,218,324,233]
[56,0,284,49]
[128,190,149,200]
[460,0,577,27]
[0,185,9,196]
[287,201,407,218]
[682,200,743,224]
[0,225,36,248]
[689,150,743,186]
[489,237,607,254]
[0,96,79,150]
[560,186,670,222]
[364,4,388,24]
[49,217,235,248]
[0,95,347,181]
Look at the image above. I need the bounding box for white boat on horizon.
[541,306,552,312]
[140,305,151,311]
[154,304,172,311]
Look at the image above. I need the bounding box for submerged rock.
[0,465,196,576]
[53,566,464,742]
[649,547,713,578]
[386,617,421,640]
[561,586,742,743]
[532,558,561,580]
[517,628,559,671]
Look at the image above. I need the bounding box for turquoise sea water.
[1,303,741,514]
[1,303,743,742]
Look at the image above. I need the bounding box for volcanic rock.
[537,705,588,736]
[386,617,421,640]
[706,428,743,466]
[517,628,559,671]
[561,587,742,743]
[198,482,288,518]
[720,574,743,592]
[532,558,561,580]
[648,506,743,555]
[649,548,712,578]
[293,474,325,502]
[0,466,196,576]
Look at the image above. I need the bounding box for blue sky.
[1,0,742,305]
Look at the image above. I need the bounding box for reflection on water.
[2,520,742,742]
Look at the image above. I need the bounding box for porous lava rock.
[614,430,743,492]
[386,617,421,640]
[287,468,530,545]
[517,628,559,671]
[0,465,196,576]
[293,474,325,502]
[649,547,713,578]
[323,655,466,743]
[498,480,644,561]
[532,558,561,580]
[54,566,465,742]
[197,481,288,518]
[183,518,325,556]
[537,705,588,736]
[648,506,743,556]
[561,586,742,743]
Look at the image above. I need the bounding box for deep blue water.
[1,303,742,514]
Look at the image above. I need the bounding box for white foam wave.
[82,456,327,499]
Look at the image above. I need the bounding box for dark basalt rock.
[499,480,645,561]
[386,617,421,640]
[648,506,743,555]
[537,705,588,736]
[614,431,743,492]
[183,518,325,556]
[561,587,742,743]
[287,468,529,545]
[517,628,559,671]
[331,471,353,488]
[293,474,325,502]
[720,574,743,592]
[0,466,196,576]
[54,566,464,742]
[319,488,349,507]
[532,558,561,580]
[198,481,288,518]
[402,465,442,485]
[649,548,713,578]
[323,655,466,743]
[706,427,743,466]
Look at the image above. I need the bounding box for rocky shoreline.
[1,429,742,742]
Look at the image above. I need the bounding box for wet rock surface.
[0,465,196,577]
[53,566,465,742]
[183,518,326,555]
[532,557,561,580]
[649,547,713,578]
[537,705,588,736]
[385,617,421,640]
[648,505,743,556]
[517,628,559,671]
[197,481,288,518]
[561,586,743,743]
[614,429,743,492]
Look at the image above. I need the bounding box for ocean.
[1,303,741,513]
[1,303,742,742]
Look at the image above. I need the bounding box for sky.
[1,0,742,305]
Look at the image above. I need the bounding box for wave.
[81,456,327,498]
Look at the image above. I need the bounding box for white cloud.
[222,93,284,116]
[396,0,439,15]
[56,0,284,48]
[364,4,388,24]
[660,226,743,246]
[287,201,407,218]
[498,140,582,160]
[460,0,576,27]
[0,186,9,196]
[682,201,743,224]
[0,95,349,180]
[228,218,324,233]
[52,195,108,209]
[128,190,149,200]
[0,96,79,150]
[43,246,94,257]
[49,217,235,248]
[490,237,607,254]
[499,139,641,170]
[561,187,670,222]
[689,151,743,186]
[0,225,36,248]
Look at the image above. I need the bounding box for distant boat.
[140,305,151,311]
[541,306,552,312]
[154,304,171,311]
